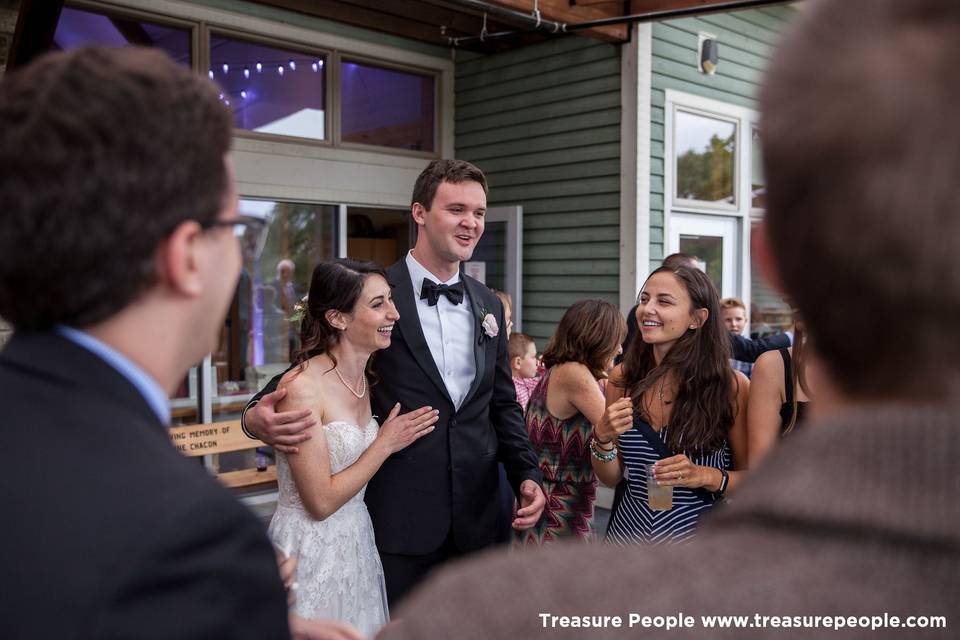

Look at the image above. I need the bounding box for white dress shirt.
[406,251,476,409]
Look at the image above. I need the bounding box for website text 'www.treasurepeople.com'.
[538,612,947,632]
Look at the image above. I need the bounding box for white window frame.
[664,89,759,309]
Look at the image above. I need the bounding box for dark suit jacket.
[0,332,288,639]
[249,260,541,555]
[619,303,791,364]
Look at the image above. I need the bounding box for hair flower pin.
[289,294,308,324]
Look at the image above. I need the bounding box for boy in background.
[509,332,540,411]
[721,297,754,378]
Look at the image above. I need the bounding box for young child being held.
[509,332,541,411]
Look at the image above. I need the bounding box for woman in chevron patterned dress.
[515,300,626,546]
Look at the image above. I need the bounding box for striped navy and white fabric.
[607,419,730,546]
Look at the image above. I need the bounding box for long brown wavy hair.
[618,266,737,454]
[292,259,387,378]
[785,315,812,434]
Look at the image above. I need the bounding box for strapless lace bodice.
[268,417,388,633]
[275,418,379,512]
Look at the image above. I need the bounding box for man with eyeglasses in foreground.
[0,47,359,639]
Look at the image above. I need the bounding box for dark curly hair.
[293,259,388,376]
[619,266,737,454]
[0,46,232,329]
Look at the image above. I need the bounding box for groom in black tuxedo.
[244,160,545,604]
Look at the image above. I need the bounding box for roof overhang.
[5,0,797,69]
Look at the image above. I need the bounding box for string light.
[209,57,322,83]
[240,90,248,99]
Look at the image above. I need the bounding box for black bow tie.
[420,279,464,306]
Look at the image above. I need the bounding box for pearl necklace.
[334,367,366,399]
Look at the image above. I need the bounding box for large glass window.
[212,199,338,418]
[341,60,435,151]
[53,5,191,65]
[675,109,737,206]
[209,34,327,141]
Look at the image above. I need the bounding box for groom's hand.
[246,387,316,454]
[512,479,545,530]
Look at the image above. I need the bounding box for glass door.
[466,205,523,330]
[668,213,738,298]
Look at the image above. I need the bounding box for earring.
[689,324,697,330]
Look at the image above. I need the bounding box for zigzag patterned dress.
[515,369,598,545]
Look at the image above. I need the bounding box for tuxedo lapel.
[460,273,487,407]
[388,261,454,405]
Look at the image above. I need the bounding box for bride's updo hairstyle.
[294,259,387,373]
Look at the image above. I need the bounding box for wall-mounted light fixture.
[698,33,719,75]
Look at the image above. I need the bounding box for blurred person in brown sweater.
[378,1,960,637]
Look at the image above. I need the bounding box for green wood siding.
[649,5,795,272]
[456,36,621,345]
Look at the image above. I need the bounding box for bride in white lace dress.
[267,260,439,636]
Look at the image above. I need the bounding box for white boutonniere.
[478,305,499,342]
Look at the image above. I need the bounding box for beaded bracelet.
[593,438,615,452]
[589,438,618,462]
[592,428,613,445]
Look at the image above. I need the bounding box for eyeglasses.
[202,214,270,260]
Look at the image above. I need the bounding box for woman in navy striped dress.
[591,265,749,545]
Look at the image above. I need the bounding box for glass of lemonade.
[646,464,673,511]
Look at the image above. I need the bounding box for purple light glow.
[53,6,192,66]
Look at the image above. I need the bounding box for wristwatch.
[715,469,729,497]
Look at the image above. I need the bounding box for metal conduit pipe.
[447,0,790,46]
[447,0,566,33]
